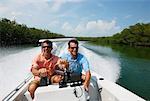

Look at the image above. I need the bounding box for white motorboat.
[2,39,146,101]
[2,71,145,101]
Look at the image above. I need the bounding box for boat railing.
[2,74,33,101]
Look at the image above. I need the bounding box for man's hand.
[83,82,89,91]
[83,71,91,92]
[39,68,47,77]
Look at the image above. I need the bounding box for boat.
[2,71,145,101]
[2,39,146,101]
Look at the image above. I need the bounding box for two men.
[28,39,91,99]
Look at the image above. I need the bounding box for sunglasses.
[70,47,78,49]
[42,46,51,48]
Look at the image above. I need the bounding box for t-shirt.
[31,53,59,80]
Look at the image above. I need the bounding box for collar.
[68,52,79,60]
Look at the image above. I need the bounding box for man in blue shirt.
[61,39,91,91]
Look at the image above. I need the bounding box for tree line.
[0,18,64,46]
[77,23,150,47]
[1,18,150,47]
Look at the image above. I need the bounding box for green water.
[83,43,150,100]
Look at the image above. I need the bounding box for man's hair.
[41,40,53,47]
[68,39,78,48]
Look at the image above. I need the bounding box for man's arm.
[84,70,91,91]
[31,67,40,76]
[81,55,91,91]
[31,54,47,77]
[31,67,48,77]
[31,55,40,76]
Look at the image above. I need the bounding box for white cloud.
[8,11,24,20]
[10,0,48,4]
[1,0,82,19]
[11,11,23,16]
[50,0,84,12]
[0,0,50,22]
[61,19,120,37]
[50,0,64,12]
[62,22,73,32]
[86,21,97,30]
[48,20,60,29]
[74,23,85,34]
[0,4,8,13]
[61,22,75,36]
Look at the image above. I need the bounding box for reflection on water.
[83,42,150,100]
[110,44,150,60]
[88,43,150,59]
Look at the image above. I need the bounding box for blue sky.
[0,0,150,37]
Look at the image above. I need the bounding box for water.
[0,46,40,100]
[83,43,150,100]
[0,42,150,100]
[79,45,121,82]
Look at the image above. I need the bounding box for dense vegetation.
[0,18,149,47]
[77,23,150,47]
[0,18,64,46]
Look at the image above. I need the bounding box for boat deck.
[24,79,101,101]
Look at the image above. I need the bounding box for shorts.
[29,75,61,87]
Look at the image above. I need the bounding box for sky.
[0,0,150,37]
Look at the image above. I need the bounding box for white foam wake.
[58,42,68,57]
[79,45,121,82]
[0,47,40,100]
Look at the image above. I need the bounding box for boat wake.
[0,47,40,100]
[80,46,121,82]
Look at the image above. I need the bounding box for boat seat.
[25,84,87,101]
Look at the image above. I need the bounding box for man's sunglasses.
[42,46,52,48]
[70,47,78,49]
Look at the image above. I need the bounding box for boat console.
[58,69,83,88]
